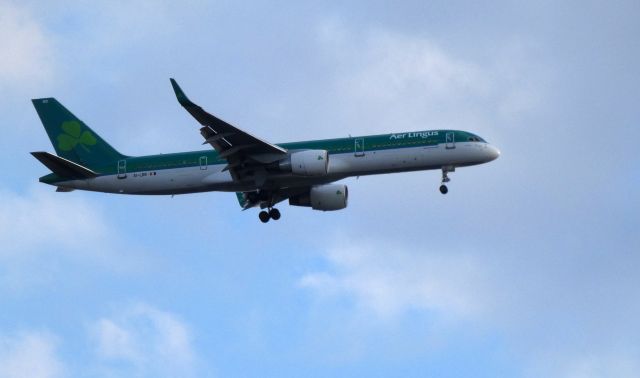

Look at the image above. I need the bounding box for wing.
[170,78,287,181]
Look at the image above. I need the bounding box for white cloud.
[0,331,65,378]
[0,186,148,290]
[49,0,189,56]
[91,303,196,377]
[93,319,138,362]
[0,305,197,378]
[492,39,546,121]
[316,21,544,134]
[343,33,487,101]
[301,234,640,377]
[0,1,56,91]
[0,187,108,256]
[300,239,491,320]
[528,351,640,378]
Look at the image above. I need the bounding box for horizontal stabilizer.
[31,151,98,179]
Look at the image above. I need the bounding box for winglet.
[170,78,194,107]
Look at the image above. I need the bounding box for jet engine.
[289,184,348,211]
[279,150,328,176]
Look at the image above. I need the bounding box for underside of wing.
[170,78,287,182]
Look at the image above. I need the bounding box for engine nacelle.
[280,150,328,176]
[289,184,348,211]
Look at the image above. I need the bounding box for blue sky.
[1,0,639,377]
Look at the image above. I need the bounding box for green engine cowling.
[279,150,329,176]
[289,184,348,211]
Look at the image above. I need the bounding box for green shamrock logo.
[317,155,324,160]
[57,121,97,152]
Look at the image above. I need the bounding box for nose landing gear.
[440,166,455,195]
[259,207,281,223]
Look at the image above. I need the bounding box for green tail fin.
[32,98,126,169]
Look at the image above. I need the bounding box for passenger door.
[117,159,127,179]
[354,138,365,157]
[445,132,455,149]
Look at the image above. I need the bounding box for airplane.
[31,79,500,223]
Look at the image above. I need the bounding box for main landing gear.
[259,208,281,223]
[439,166,455,195]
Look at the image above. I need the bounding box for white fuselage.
[58,142,500,195]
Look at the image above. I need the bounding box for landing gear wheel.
[259,211,270,223]
[269,208,281,220]
[440,166,454,195]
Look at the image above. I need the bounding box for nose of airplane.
[487,144,501,161]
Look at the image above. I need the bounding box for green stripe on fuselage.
[39,130,484,184]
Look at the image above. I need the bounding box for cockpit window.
[468,135,486,143]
